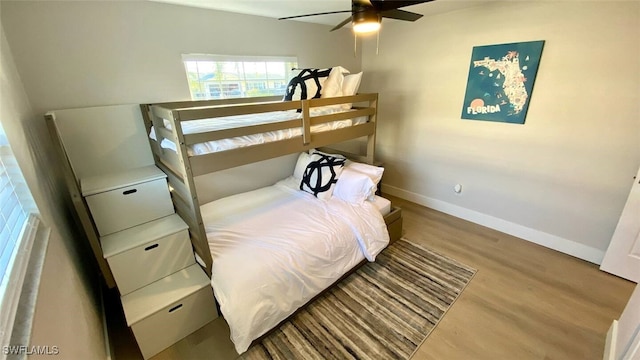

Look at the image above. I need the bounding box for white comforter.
[200,177,390,354]
[150,108,367,156]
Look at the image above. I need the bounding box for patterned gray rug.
[242,238,477,360]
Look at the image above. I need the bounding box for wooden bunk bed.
[141,94,402,353]
[140,93,402,276]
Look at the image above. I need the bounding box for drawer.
[383,207,401,225]
[122,265,217,359]
[132,286,217,359]
[86,177,174,236]
[384,207,403,244]
[105,228,194,295]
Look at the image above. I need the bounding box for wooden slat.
[177,101,301,121]
[302,101,311,145]
[309,122,375,150]
[173,202,208,267]
[155,150,186,181]
[307,93,377,107]
[151,95,283,110]
[310,107,375,126]
[183,108,373,146]
[366,93,378,164]
[172,192,197,225]
[190,138,304,176]
[154,126,174,142]
[150,105,175,123]
[184,119,301,145]
[166,175,192,214]
[188,122,375,175]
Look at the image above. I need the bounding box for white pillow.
[344,161,384,200]
[342,72,363,96]
[299,152,346,200]
[293,152,312,181]
[321,66,350,98]
[341,72,363,110]
[333,167,376,204]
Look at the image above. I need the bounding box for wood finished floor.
[106,196,635,360]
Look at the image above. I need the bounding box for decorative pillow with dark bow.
[283,68,332,102]
[299,152,346,200]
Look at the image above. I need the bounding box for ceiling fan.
[278,0,433,34]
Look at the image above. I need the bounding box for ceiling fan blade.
[370,0,433,12]
[380,9,423,22]
[279,10,351,21]
[331,16,354,31]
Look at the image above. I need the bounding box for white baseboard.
[604,320,618,360]
[382,184,605,265]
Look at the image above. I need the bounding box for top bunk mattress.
[149,107,369,156]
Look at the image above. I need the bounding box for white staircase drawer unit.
[122,265,217,359]
[101,214,194,295]
[85,177,174,236]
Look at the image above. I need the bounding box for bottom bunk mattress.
[200,177,390,354]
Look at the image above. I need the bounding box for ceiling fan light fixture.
[353,20,381,33]
[352,10,380,34]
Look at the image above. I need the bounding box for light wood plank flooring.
[106,196,634,359]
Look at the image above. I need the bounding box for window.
[182,54,298,100]
[0,121,39,349]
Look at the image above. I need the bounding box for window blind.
[0,126,34,301]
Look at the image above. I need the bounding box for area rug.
[242,238,477,360]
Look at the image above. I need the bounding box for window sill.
[1,215,50,360]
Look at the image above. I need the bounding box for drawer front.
[86,178,174,236]
[131,287,218,359]
[383,207,401,225]
[107,229,195,295]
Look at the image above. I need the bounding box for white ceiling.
[149,0,483,27]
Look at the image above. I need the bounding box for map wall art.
[461,40,545,124]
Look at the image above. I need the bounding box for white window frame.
[182,54,298,100]
[0,124,42,359]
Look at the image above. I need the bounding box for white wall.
[1,0,361,116]
[0,22,106,360]
[361,1,640,263]
[1,0,364,199]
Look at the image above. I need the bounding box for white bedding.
[372,195,391,216]
[150,107,368,156]
[200,177,390,354]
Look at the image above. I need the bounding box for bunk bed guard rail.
[139,93,379,274]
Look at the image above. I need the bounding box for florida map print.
[461,40,544,124]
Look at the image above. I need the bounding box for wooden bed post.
[301,100,311,145]
[366,93,378,165]
[140,105,214,276]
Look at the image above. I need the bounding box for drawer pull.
[168,304,183,313]
[144,244,159,251]
[122,189,137,195]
